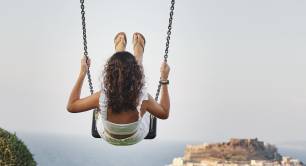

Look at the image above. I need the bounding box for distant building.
[168,138,305,166]
[172,158,184,166]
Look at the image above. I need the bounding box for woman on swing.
[67,32,170,145]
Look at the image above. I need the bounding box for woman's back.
[96,88,151,145]
[106,109,139,124]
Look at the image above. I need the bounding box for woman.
[67,32,170,145]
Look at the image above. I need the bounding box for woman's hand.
[80,56,91,76]
[160,62,170,80]
[146,62,171,119]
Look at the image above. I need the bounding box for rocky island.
[168,138,304,166]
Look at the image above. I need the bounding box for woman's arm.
[159,83,170,118]
[66,56,100,113]
[144,62,170,119]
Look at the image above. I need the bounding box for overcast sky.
[0,0,306,143]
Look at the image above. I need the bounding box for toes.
[119,36,124,44]
[115,34,126,47]
[133,33,138,44]
[138,34,144,45]
[137,34,145,48]
[114,32,126,44]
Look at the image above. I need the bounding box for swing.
[79,0,175,139]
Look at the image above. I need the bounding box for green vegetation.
[0,128,36,166]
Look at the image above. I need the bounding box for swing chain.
[155,0,175,101]
[164,0,175,63]
[80,0,94,95]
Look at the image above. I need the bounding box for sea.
[16,133,306,166]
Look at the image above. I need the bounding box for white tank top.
[98,87,149,136]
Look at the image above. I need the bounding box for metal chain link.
[80,0,94,95]
[149,0,175,130]
[80,0,100,138]
[155,0,175,101]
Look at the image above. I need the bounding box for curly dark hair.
[103,51,144,113]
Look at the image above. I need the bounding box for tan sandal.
[133,32,146,52]
[114,32,127,51]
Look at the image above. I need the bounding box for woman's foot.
[114,32,127,52]
[133,32,146,64]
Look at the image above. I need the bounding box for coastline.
[14,132,306,166]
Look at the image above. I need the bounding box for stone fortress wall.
[168,138,304,166]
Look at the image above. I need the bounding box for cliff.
[0,128,36,166]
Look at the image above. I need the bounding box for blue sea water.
[16,133,306,166]
[17,133,186,166]
[278,147,306,164]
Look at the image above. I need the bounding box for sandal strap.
[133,33,146,51]
[114,32,127,49]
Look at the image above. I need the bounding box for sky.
[0,0,306,144]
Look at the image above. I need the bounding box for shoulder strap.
[136,87,149,118]
[98,91,108,120]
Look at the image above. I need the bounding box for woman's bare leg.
[133,32,145,65]
[114,32,127,52]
